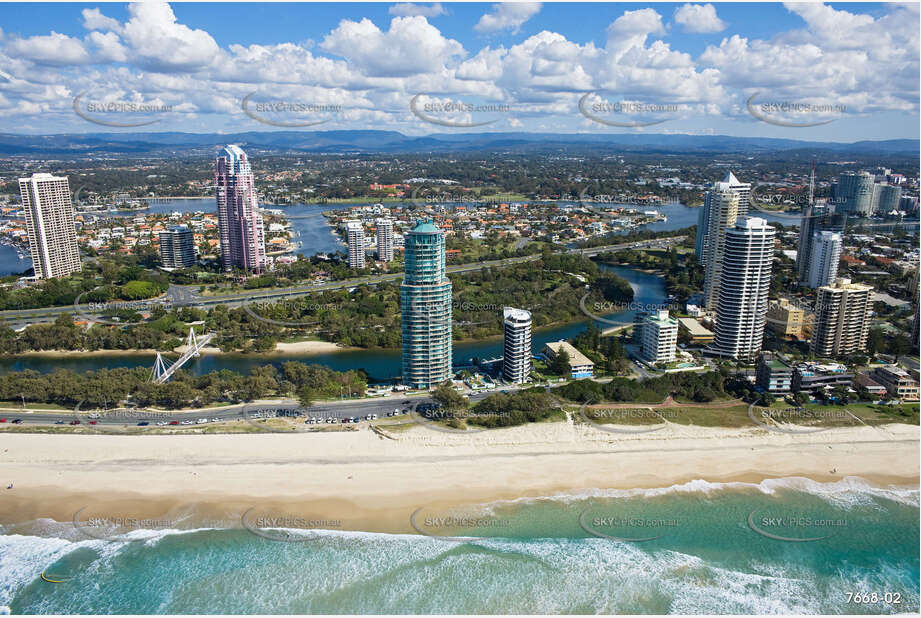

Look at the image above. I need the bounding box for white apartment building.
[700,182,740,309]
[502,307,532,383]
[806,231,843,289]
[376,218,394,263]
[346,220,365,269]
[18,173,82,279]
[641,310,678,364]
[710,216,775,360]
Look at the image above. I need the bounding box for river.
[0,260,665,380]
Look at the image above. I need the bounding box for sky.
[0,2,917,141]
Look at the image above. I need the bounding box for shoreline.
[1,421,916,535]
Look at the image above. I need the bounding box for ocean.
[2,477,917,614]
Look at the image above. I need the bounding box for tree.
[550,349,571,376]
[431,382,468,411]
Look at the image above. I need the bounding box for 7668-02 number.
[845,592,901,605]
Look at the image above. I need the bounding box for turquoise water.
[2,478,917,614]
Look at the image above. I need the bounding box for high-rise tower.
[502,307,532,384]
[376,218,394,263]
[215,145,266,273]
[811,279,873,357]
[710,216,775,360]
[400,220,453,389]
[700,182,740,309]
[19,173,81,280]
[346,221,366,269]
[805,231,843,289]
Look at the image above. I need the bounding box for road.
[0,391,498,429]
[0,235,685,327]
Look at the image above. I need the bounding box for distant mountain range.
[0,131,917,157]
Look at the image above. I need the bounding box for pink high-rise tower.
[215,145,266,273]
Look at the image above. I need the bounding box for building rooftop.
[409,219,441,235]
[677,317,714,337]
[503,307,531,322]
[544,341,594,368]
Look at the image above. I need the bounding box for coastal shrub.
[467,389,559,428]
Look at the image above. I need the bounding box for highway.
[0,235,685,327]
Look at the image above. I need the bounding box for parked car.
[169,421,179,425]
[12,419,23,424]
[87,421,97,425]
[69,420,81,425]
[137,421,149,426]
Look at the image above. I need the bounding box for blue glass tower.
[401,220,452,389]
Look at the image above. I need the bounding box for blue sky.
[0,2,917,140]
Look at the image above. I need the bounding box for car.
[198,418,208,424]
[54,420,65,425]
[88,413,100,419]
[352,416,361,423]
[402,400,411,405]
[0,418,5,423]
[365,414,372,421]
[137,421,149,426]
[87,421,97,425]
[394,408,400,414]
[341,417,350,423]
[371,414,378,420]
[211,418,220,423]
[69,420,81,425]
[12,419,22,424]
[156,421,168,426]
[169,420,179,425]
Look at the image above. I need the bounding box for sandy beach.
[0,420,916,534]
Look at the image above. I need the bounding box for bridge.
[150,327,215,384]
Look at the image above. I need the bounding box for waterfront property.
[400,220,453,389]
[543,340,594,379]
[215,145,267,273]
[502,307,532,384]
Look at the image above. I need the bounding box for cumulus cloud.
[120,2,220,71]
[6,32,90,65]
[389,3,446,18]
[700,2,919,113]
[673,4,727,33]
[0,2,915,133]
[474,2,541,34]
[81,8,123,33]
[321,16,465,77]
